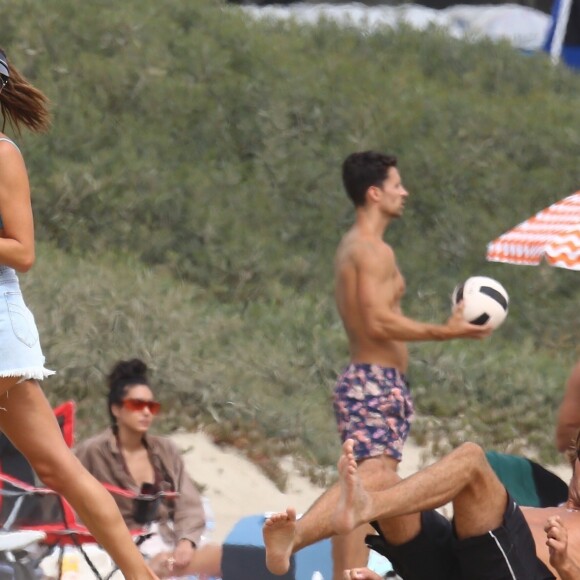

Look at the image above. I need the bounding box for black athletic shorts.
[366,494,556,580]
[220,543,296,579]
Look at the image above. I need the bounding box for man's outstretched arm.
[545,516,580,580]
[355,245,493,342]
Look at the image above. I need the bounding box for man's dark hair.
[341,150,398,207]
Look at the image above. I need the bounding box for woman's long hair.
[0,48,50,134]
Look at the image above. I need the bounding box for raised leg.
[334,439,507,541]
[331,524,373,580]
[263,452,420,576]
[331,454,412,579]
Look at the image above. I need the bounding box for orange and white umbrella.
[486,191,580,270]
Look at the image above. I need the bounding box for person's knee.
[456,441,485,461]
[454,442,499,493]
[456,442,488,474]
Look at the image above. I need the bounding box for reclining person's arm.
[554,558,580,580]
[555,361,580,454]
[545,516,580,579]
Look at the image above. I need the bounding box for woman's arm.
[163,439,206,547]
[0,140,35,271]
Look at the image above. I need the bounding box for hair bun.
[107,358,148,390]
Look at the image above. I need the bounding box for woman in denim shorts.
[0,265,54,380]
[0,49,158,580]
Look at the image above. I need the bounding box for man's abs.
[348,335,409,372]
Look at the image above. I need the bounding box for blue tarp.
[544,0,580,68]
[223,513,395,579]
[224,514,333,580]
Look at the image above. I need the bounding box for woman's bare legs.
[0,377,157,580]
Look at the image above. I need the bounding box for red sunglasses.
[122,398,162,415]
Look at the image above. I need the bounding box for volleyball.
[451,276,509,329]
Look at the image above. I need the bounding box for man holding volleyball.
[262,151,492,578]
[329,150,494,576]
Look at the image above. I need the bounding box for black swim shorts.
[366,494,555,580]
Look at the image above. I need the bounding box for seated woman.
[75,358,222,578]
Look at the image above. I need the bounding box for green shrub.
[2,0,579,476]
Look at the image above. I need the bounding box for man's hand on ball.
[448,302,493,338]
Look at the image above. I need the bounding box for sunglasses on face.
[122,398,161,415]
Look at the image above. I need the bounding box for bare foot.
[333,439,372,535]
[263,508,297,575]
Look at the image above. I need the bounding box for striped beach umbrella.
[486,191,580,270]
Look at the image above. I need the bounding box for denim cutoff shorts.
[0,265,54,381]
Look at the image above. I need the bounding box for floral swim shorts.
[333,364,414,461]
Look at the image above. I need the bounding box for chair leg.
[70,537,105,580]
[104,566,120,580]
[56,545,64,580]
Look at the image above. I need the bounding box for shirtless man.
[329,150,493,575]
[556,360,580,455]
[264,438,580,579]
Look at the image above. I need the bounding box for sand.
[170,431,327,542]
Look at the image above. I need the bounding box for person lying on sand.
[264,436,580,579]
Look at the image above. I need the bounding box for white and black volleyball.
[452,276,509,329]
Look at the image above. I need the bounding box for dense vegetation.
[4,0,580,485]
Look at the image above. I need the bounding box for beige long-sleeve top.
[75,429,205,548]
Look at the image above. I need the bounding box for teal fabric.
[486,450,541,507]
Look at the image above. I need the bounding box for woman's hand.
[171,538,195,572]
